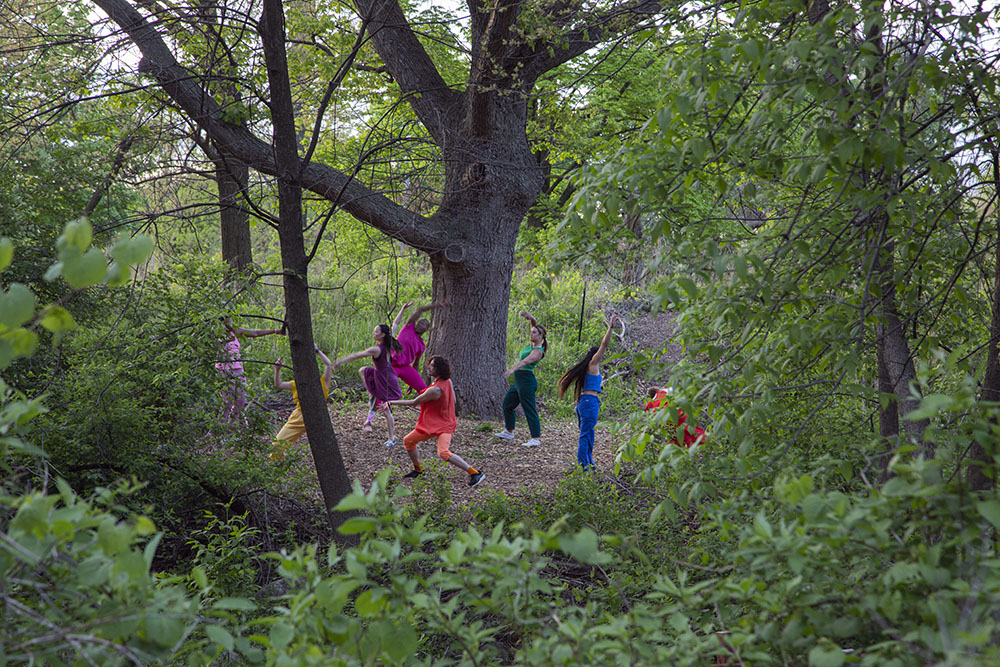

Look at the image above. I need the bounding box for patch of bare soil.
[269,305,676,507]
[276,400,627,506]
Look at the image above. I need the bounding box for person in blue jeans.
[557,315,618,470]
[495,311,547,447]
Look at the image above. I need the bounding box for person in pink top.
[391,300,449,393]
[388,355,485,488]
[359,300,449,429]
[216,315,284,424]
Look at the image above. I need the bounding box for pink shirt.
[392,323,425,368]
[216,335,243,374]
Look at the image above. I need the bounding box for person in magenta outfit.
[389,300,449,400]
[216,316,283,424]
[333,324,403,447]
[557,315,618,470]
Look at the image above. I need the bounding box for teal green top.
[518,345,544,373]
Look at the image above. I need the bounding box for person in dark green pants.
[495,310,547,447]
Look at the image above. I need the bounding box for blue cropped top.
[582,373,603,393]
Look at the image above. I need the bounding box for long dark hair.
[377,323,403,353]
[557,346,598,403]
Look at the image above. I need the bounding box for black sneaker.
[468,471,485,488]
[403,469,422,479]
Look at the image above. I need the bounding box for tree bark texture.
[968,148,1000,492]
[873,228,929,457]
[259,0,355,532]
[196,0,253,274]
[90,0,660,415]
[213,148,253,272]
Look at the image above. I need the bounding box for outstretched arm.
[589,315,618,370]
[332,345,380,369]
[406,300,449,326]
[388,386,442,408]
[315,345,333,387]
[235,325,283,339]
[392,301,413,335]
[273,358,293,391]
[504,348,544,379]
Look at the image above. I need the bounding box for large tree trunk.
[427,250,515,416]
[213,148,253,272]
[260,0,354,532]
[419,101,544,415]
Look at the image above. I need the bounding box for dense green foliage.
[4,0,1000,664]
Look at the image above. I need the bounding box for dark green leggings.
[502,370,540,438]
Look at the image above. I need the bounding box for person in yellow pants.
[271,344,332,460]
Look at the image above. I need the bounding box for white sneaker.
[521,438,540,447]
[384,439,396,448]
[494,430,514,440]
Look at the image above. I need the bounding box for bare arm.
[504,348,544,379]
[315,345,333,388]
[406,300,449,326]
[392,301,413,335]
[274,358,293,391]
[332,345,380,369]
[233,324,283,339]
[588,315,618,373]
[388,385,442,407]
[520,310,537,335]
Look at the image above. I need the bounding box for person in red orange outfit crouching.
[643,386,707,448]
[388,356,485,488]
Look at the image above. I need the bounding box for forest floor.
[273,399,629,508]
[267,305,681,510]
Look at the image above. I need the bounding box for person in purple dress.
[333,324,404,447]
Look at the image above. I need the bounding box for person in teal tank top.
[495,311,547,447]
[558,315,618,470]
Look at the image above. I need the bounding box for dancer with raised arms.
[333,324,403,447]
[390,300,449,395]
[217,315,284,425]
[495,310,547,447]
[388,355,485,487]
[558,314,618,470]
[271,344,332,460]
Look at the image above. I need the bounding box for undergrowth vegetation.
[5,0,1000,663]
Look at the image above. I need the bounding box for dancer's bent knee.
[435,433,453,461]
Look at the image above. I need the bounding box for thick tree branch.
[354,0,463,143]
[91,0,443,252]
[516,0,663,86]
[467,0,522,134]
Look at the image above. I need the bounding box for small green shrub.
[186,506,262,599]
